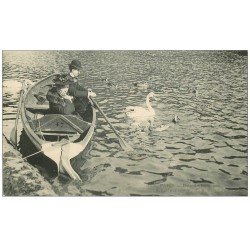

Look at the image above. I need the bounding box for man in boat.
[62,59,96,117]
[46,76,75,115]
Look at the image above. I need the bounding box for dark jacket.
[46,87,75,115]
[67,74,90,115]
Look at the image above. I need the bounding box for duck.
[133,82,149,89]
[103,78,118,88]
[24,79,33,87]
[154,124,170,132]
[192,88,199,97]
[172,114,180,123]
[125,92,156,120]
[189,83,200,97]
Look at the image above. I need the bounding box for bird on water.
[172,114,180,123]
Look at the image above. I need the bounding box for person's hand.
[88,88,96,98]
[64,95,74,102]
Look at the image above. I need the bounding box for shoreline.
[2,136,56,196]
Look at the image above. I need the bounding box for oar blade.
[118,138,133,152]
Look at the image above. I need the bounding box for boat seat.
[35,131,79,136]
[32,114,91,135]
[26,107,50,115]
[33,92,47,105]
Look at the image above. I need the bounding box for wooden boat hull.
[20,75,96,180]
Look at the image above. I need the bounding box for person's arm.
[46,89,64,105]
[58,99,75,115]
[68,84,88,98]
[46,90,55,102]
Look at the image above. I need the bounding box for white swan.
[125,92,156,120]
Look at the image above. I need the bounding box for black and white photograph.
[2,50,248,196]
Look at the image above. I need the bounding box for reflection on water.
[2,50,248,196]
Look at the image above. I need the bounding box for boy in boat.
[46,76,75,115]
[63,60,96,117]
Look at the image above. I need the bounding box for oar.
[89,97,132,151]
[10,82,26,148]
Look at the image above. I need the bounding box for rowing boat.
[20,75,96,180]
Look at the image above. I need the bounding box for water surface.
[2,50,248,196]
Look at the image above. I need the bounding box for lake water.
[2,50,248,196]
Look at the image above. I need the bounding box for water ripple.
[2,50,248,196]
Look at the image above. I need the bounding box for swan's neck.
[146,96,154,113]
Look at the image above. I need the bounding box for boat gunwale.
[20,74,96,152]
